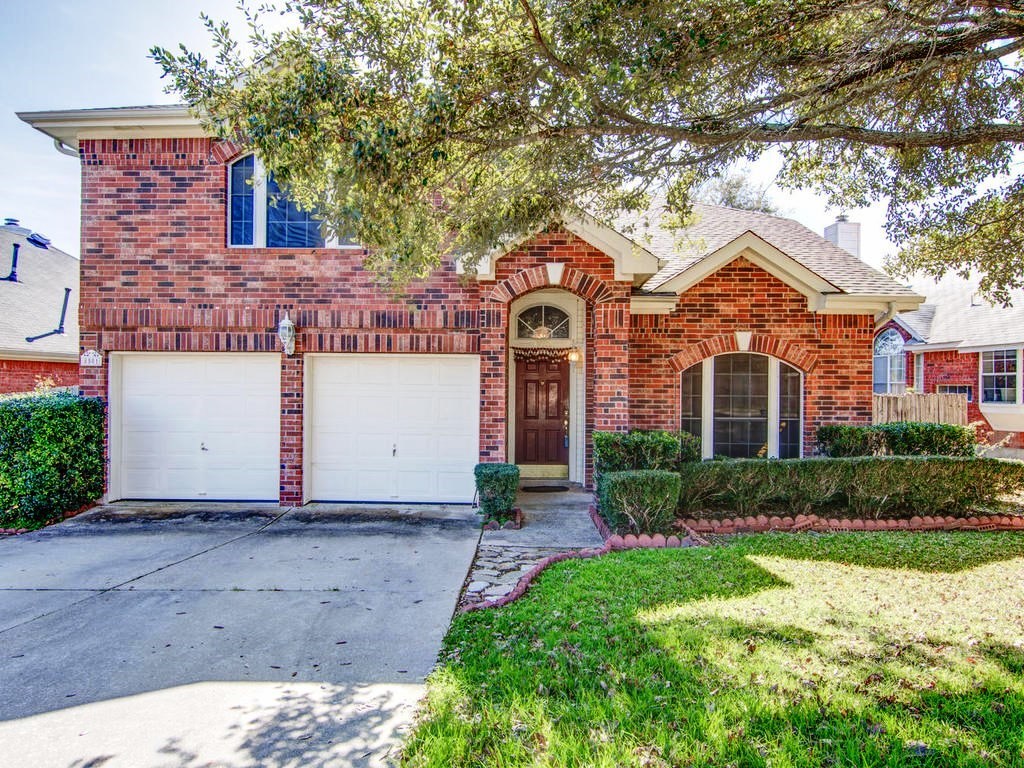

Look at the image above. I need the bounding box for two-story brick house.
[20,105,922,506]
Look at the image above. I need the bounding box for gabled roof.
[619,202,918,298]
[898,274,1024,350]
[0,224,79,362]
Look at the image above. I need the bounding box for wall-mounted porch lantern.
[567,347,582,363]
[278,311,296,356]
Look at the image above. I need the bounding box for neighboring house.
[876,275,1024,451]
[0,219,79,394]
[19,105,922,505]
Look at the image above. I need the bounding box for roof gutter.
[52,138,78,158]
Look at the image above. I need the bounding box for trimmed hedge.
[0,392,105,528]
[474,463,520,520]
[817,422,976,457]
[678,457,1024,520]
[593,430,701,476]
[598,469,681,534]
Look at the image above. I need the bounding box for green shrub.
[593,430,701,476]
[0,392,105,528]
[474,463,520,520]
[598,469,681,534]
[677,457,1024,520]
[816,424,882,457]
[875,422,976,457]
[817,422,977,457]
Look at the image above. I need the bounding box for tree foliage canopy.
[154,0,1024,298]
[696,169,779,215]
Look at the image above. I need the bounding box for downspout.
[874,301,898,331]
[52,138,78,158]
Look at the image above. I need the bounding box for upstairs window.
[228,155,327,248]
[873,329,906,394]
[981,349,1019,404]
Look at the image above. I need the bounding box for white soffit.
[18,105,206,150]
[630,294,678,315]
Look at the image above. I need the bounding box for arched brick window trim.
[212,139,248,165]
[667,334,819,374]
[487,266,614,304]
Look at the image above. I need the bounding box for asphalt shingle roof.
[612,202,917,297]
[899,274,1024,349]
[0,226,79,360]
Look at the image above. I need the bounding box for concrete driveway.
[0,503,480,768]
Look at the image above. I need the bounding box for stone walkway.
[459,485,604,610]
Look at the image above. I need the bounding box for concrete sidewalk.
[0,502,480,767]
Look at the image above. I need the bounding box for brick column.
[280,354,304,506]
[593,299,631,433]
[478,301,508,463]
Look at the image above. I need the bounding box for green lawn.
[401,533,1024,767]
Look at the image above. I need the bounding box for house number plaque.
[80,349,102,367]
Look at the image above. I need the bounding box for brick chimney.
[824,214,860,259]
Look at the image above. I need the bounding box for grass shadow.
[402,533,1024,767]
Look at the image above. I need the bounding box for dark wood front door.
[515,359,570,465]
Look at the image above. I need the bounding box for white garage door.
[114,354,280,501]
[309,355,479,503]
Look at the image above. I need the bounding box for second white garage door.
[308,355,480,503]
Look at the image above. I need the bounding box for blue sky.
[0,1,893,267]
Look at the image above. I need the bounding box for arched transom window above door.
[517,305,570,339]
[680,353,803,459]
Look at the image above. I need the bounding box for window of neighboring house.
[873,328,906,394]
[229,155,346,248]
[914,353,924,392]
[680,353,802,459]
[981,349,1019,403]
[937,384,973,403]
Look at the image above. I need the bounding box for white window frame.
[873,328,906,394]
[914,352,924,392]
[980,348,1021,405]
[228,155,357,250]
[686,354,803,460]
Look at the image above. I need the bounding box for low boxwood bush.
[817,421,976,457]
[876,422,976,457]
[678,456,1024,520]
[474,463,520,520]
[598,469,681,534]
[593,430,701,476]
[0,392,105,528]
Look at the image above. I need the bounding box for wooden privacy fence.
[873,393,968,426]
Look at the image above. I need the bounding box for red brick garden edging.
[461,505,1023,614]
[679,512,1024,535]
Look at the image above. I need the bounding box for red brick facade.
[78,136,882,503]
[630,259,875,451]
[0,359,79,394]
[876,321,1023,450]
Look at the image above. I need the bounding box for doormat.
[520,485,570,493]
